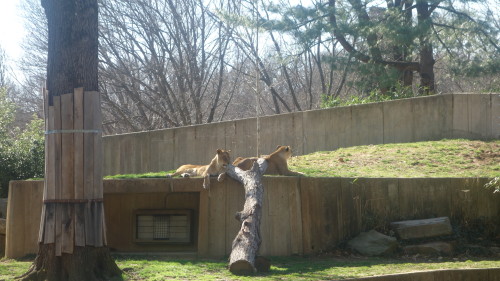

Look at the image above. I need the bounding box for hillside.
[288,139,499,178]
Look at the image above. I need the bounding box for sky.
[0,0,25,63]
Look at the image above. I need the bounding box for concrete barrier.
[102,93,499,176]
[6,177,499,259]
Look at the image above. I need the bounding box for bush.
[0,88,44,197]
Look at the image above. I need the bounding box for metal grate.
[136,212,191,243]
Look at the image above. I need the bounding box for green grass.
[288,139,499,178]
[103,139,499,180]
[2,256,499,281]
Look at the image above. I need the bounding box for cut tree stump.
[225,159,269,275]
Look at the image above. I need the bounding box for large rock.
[348,230,398,256]
[390,217,453,240]
[403,241,454,256]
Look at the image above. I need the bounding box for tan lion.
[167,149,231,189]
[233,145,304,176]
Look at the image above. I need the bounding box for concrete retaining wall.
[103,93,500,176]
[6,177,499,259]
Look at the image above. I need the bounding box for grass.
[105,139,499,179]
[2,256,499,281]
[288,139,499,178]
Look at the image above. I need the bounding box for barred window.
[135,210,192,243]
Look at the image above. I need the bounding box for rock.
[403,242,454,256]
[347,230,398,256]
[390,217,453,240]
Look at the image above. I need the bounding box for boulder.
[348,230,398,256]
[403,241,454,256]
[390,217,452,240]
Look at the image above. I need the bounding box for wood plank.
[95,203,103,247]
[74,203,86,246]
[197,188,210,257]
[38,204,46,243]
[74,88,85,246]
[299,178,312,254]
[46,105,56,200]
[43,203,56,244]
[61,92,74,199]
[83,91,95,199]
[52,95,62,254]
[89,91,104,247]
[85,202,95,246]
[74,87,84,199]
[266,177,290,256]
[55,203,62,256]
[61,93,75,254]
[208,181,226,256]
[289,178,303,255]
[61,204,74,254]
[6,182,25,258]
[53,96,62,200]
[89,91,103,198]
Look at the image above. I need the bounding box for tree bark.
[20,0,121,280]
[225,159,270,275]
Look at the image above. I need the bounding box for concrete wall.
[6,177,499,259]
[103,93,499,176]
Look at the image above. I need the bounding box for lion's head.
[274,145,293,160]
[215,148,231,168]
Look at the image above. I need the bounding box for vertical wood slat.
[39,89,49,243]
[53,96,63,256]
[61,92,75,254]
[74,88,86,247]
[43,89,56,244]
[90,91,104,247]
[83,90,96,246]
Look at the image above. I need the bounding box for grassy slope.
[288,139,499,178]
[106,139,499,179]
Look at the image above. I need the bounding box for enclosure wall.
[102,93,499,176]
[6,177,499,258]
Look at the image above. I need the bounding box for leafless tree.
[99,0,242,133]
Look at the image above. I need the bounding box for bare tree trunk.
[20,0,121,280]
[417,1,435,95]
[225,159,270,275]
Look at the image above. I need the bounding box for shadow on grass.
[111,254,499,280]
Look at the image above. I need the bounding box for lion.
[166,149,231,189]
[233,145,304,176]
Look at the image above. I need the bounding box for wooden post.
[225,159,270,275]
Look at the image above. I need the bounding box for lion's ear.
[276,145,281,150]
[227,150,231,153]
[217,149,222,154]
[285,146,290,152]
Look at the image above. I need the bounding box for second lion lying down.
[233,145,304,176]
[167,149,231,189]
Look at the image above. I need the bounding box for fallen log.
[225,158,269,275]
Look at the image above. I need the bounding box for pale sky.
[0,0,25,62]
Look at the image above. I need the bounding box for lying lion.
[167,149,231,189]
[233,145,304,176]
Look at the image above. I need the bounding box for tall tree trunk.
[416,0,436,95]
[21,0,121,280]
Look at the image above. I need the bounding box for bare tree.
[99,0,239,133]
